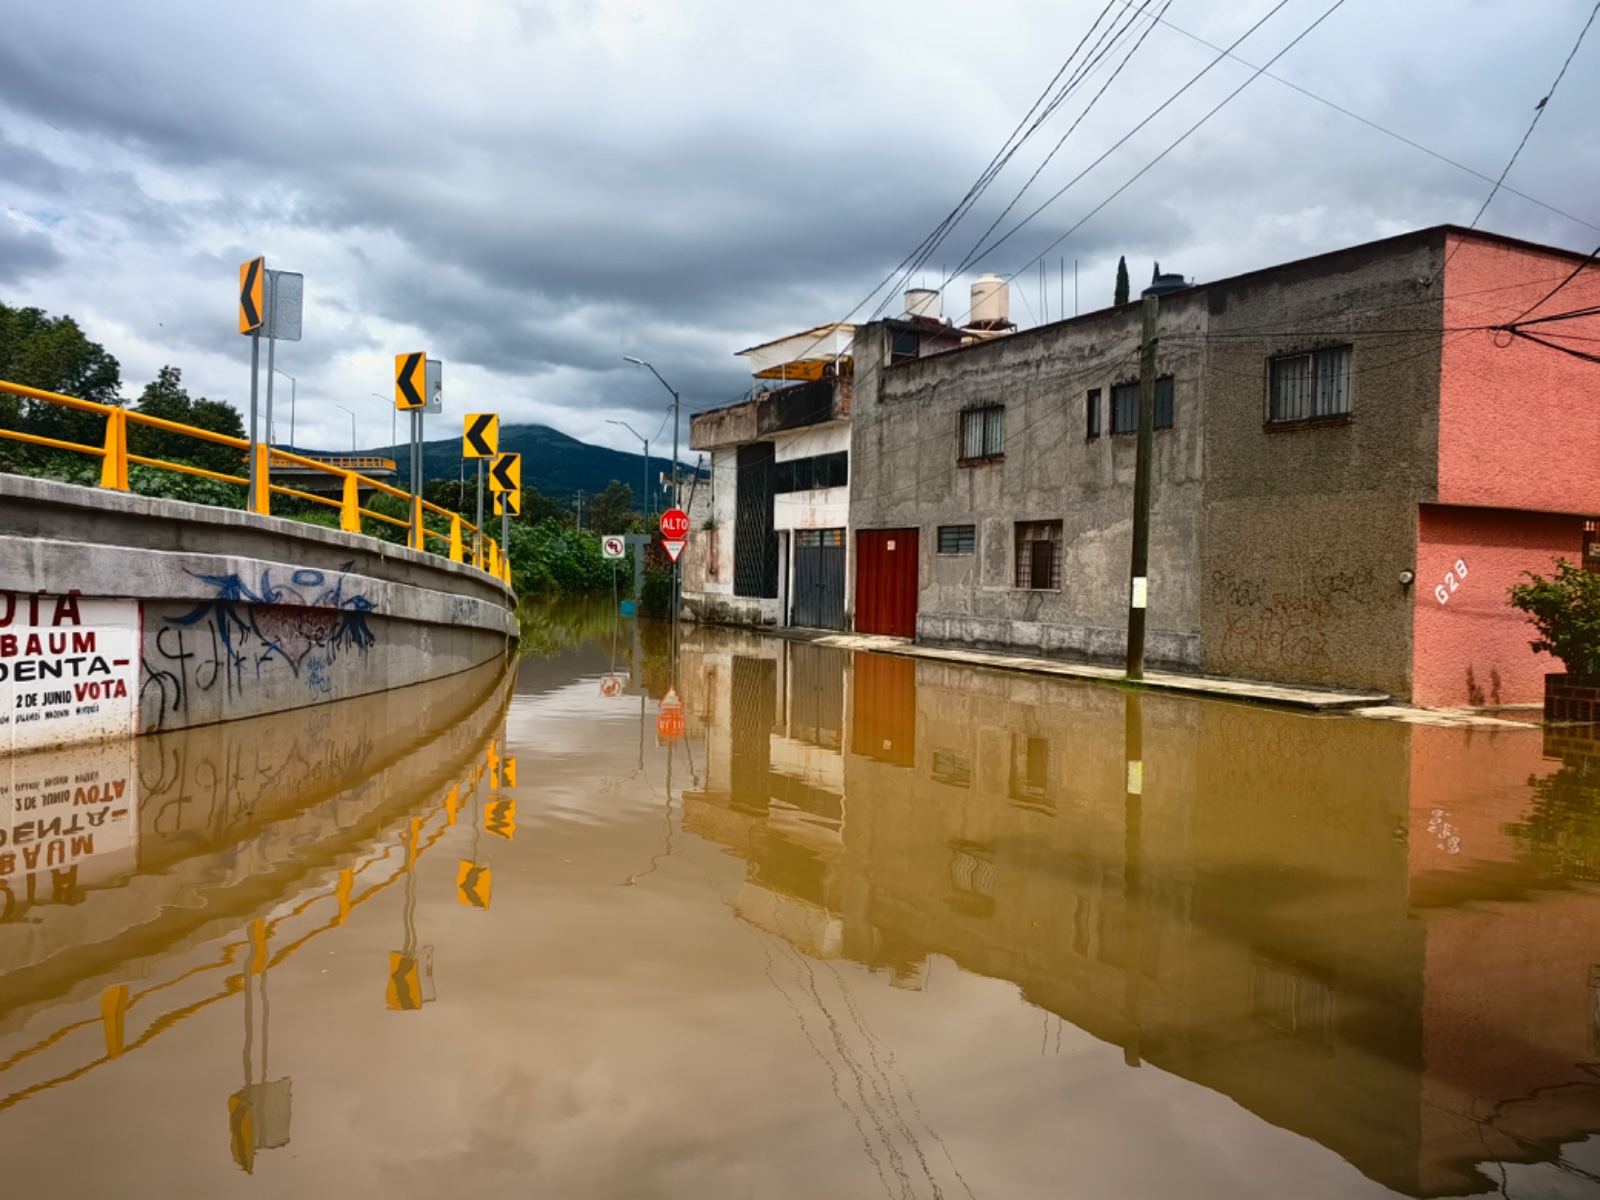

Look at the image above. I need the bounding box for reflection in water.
[679,634,1600,1198]
[0,656,513,1167]
[7,607,1600,1196]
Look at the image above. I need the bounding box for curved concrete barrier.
[0,475,518,747]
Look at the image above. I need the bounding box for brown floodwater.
[5,602,1600,1198]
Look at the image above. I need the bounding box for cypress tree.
[1114,256,1130,306]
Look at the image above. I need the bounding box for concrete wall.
[849,292,1209,668]
[1198,234,1444,697]
[0,475,518,745]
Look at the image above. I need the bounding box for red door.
[855,528,919,638]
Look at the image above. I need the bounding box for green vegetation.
[1508,558,1600,677]
[1,299,665,600]
[1506,757,1600,879]
[1114,255,1130,306]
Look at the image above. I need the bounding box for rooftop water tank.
[970,274,1010,328]
[904,288,941,321]
[1142,272,1189,298]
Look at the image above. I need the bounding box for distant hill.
[364,422,681,512]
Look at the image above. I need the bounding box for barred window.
[959,405,1004,462]
[774,451,848,492]
[1112,377,1175,433]
[931,750,971,788]
[1155,376,1174,429]
[1014,521,1062,590]
[1269,346,1351,422]
[1086,388,1101,439]
[1111,382,1138,434]
[937,524,975,555]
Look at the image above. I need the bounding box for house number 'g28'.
[1435,559,1469,605]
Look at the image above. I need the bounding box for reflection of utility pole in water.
[229,918,291,1174]
[1123,691,1144,1068]
[386,817,436,1014]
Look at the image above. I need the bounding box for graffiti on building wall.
[1212,567,1376,673]
[141,566,377,729]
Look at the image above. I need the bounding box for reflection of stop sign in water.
[656,708,685,741]
[660,508,689,539]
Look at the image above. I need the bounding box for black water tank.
[1142,272,1189,298]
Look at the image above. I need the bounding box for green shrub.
[1509,558,1600,677]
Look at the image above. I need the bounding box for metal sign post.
[238,257,265,509]
[393,352,429,549]
[463,414,498,567]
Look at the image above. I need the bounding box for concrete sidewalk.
[773,627,1500,718]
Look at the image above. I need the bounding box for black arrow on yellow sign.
[489,452,521,494]
[238,257,264,334]
[493,490,520,516]
[395,351,427,411]
[464,413,498,459]
[457,860,491,908]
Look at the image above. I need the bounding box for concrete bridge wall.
[0,475,518,748]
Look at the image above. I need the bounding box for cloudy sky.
[0,0,1596,457]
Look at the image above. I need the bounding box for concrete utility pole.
[1125,292,1159,680]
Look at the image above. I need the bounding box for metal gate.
[792,528,846,629]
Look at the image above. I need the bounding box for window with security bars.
[1111,383,1138,434]
[1014,521,1062,590]
[1086,389,1101,439]
[959,405,1004,462]
[1111,378,1175,432]
[1269,346,1351,422]
[937,525,975,555]
[796,528,844,548]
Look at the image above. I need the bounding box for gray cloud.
[0,0,1595,455]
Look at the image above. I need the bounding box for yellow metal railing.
[0,379,512,586]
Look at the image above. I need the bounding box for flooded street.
[4,602,1600,1198]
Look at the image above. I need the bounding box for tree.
[0,301,123,463]
[1508,558,1600,676]
[1114,256,1130,306]
[587,480,635,534]
[516,485,569,527]
[129,366,245,476]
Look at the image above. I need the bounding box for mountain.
[366,422,681,511]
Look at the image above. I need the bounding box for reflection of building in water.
[682,637,1600,1198]
[681,636,848,960]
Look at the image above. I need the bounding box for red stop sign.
[660,508,690,539]
[656,707,685,741]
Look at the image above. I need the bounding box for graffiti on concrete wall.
[141,566,377,729]
[1212,567,1376,673]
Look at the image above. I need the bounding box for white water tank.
[904,288,940,321]
[970,274,1009,327]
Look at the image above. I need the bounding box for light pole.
[335,404,356,453]
[370,393,395,460]
[274,369,296,449]
[606,418,651,523]
[623,357,683,640]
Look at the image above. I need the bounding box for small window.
[1155,376,1174,429]
[1014,521,1062,590]
[1269,346,1351,423]
[1009,735,1051,808]
[1111,382,1138,434]
[1086,389,1101,439]
[959,406,1004,462]
[890,329,920,365]
[938,525,976,555]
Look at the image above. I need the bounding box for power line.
[1503,245,1600,326]
[1111,0,1600,237]
[1459,0,1600,237]
[952,0,1300,277]
[873,0,1167,319]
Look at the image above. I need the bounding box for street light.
[622,356,681,509]
[335,404,356,453]
[623,357,684,643]
[371,393,395,458]
[606,418,652,523]
[273,369,296,449]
